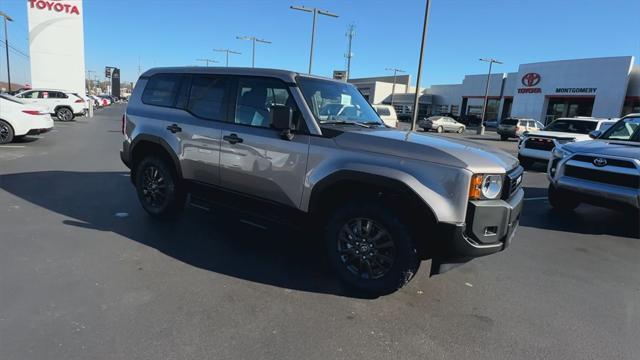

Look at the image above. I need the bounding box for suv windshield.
[600,117,640,141]
[544,119,597,134]
[297,77,383,126]
[501,119,518,125]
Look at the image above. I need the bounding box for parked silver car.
[548,114,640,213]
[121,67,523,295]
[419,116,466,133]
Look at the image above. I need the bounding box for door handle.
[166,124,182,133]
[223,133,243,145]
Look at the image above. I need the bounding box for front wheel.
[548,184,580,212]
[457,127,464,134]
[436,126,444,133]
[0,120,14,144]
[55,107,74,121]
[135,156,186,219]
[325,201,420,296]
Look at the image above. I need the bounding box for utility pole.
[213,48,241,67]
[477,57,503,135]
[385,68,405,108]
[86,70,95,92]
[137,56,141,76]
[345,24,355,80]
[0,12,13,92]
[410,0,432,132]
[236,36,271,68]
[290,5,338,74]
[196,58,219,67]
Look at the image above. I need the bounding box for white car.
[15,89,86,121]
[517,117,617,168]
[0,93,54,144]
[373,104,399,128]
[419,116,466,133]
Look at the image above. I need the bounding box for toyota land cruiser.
[120,68,524,295]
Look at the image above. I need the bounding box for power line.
[0,40,28,58]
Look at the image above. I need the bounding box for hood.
[527,131,591,140]
[333,128,518,173]
[564,139,640,159]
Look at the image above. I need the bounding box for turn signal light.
[469,174,483,200]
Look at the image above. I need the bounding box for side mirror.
[589,130,601,139]
[270,105,295,140]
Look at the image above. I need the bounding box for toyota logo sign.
[593,158,608,167]
[522,73,541,87]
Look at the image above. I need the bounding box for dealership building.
[349,56,640,124]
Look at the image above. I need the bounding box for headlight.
[469,174,503,200]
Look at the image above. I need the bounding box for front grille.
[502,166,524,200]
[564,165,640,188]
[525,137,555,151]
[571,155,636,169]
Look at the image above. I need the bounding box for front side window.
[600,117,640,141]
[187,75,228,121]
[544,120,597,134]
[142,73,183,107]
[234,77,298,128]
[297,77,383,126]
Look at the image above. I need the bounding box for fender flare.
[130,134,183,179]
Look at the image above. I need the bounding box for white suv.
[517,117,616,168]
[15,89,86,121]
[0,93,53,144]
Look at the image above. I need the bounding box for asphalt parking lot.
[1,105,639,360]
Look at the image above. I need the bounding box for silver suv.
[120,68,524,295]
[548,114,640,213]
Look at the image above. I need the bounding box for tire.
[548,184,579,212]
[134,155,186,219]
[325,200,420,296]
[456,127,464,134]
[518,156,534,170]
[436,126,444,133]
[55,107,74,121]
[500,135,508,141]
[0,120,14,144]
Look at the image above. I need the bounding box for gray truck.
[120,68,524,295]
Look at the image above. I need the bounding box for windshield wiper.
[320,120,371,128]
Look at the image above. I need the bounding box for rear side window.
[142,74,183,107]
[376,107,391,116]
[187,75,228,121]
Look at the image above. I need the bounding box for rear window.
[376,107,390,116]
[502,119,518,125]
[142,74,183,107]
[0,93,27,104]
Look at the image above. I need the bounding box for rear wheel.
[325,200,420,296]
[55,107,74,121]
[0,120,14,144]
[548,184,580,212]
[500,135,508,141]
[135,155,186,219]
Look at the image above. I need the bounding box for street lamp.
[196,58,219,67]
[0,11,14,92]
[290,5,338,74]
[213,49,241,67]
[477,57,503,135]
[410,0,432,132]
[236,36,271,68]
[385,68,405,108]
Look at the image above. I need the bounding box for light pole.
[213,49,241,67]
[0,12,14,92]
[385,68,405,108]
[290,5,338,74]
[196,58,219,67]
[236,36,271,68]
[477,57,503,135]
[410,0,432,132]
[345,24,355,80]
[86,70,95,92]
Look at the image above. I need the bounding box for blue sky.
[1,0,639,86]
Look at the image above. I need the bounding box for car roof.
[554,117,609,122]
[141,67,342,85]
[20,88,73,93]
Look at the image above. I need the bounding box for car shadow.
[521,186,639,239]
[0,171,371,298]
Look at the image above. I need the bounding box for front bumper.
[552,176,640,209]
[518,147,552,161]
[431,188,524,274]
